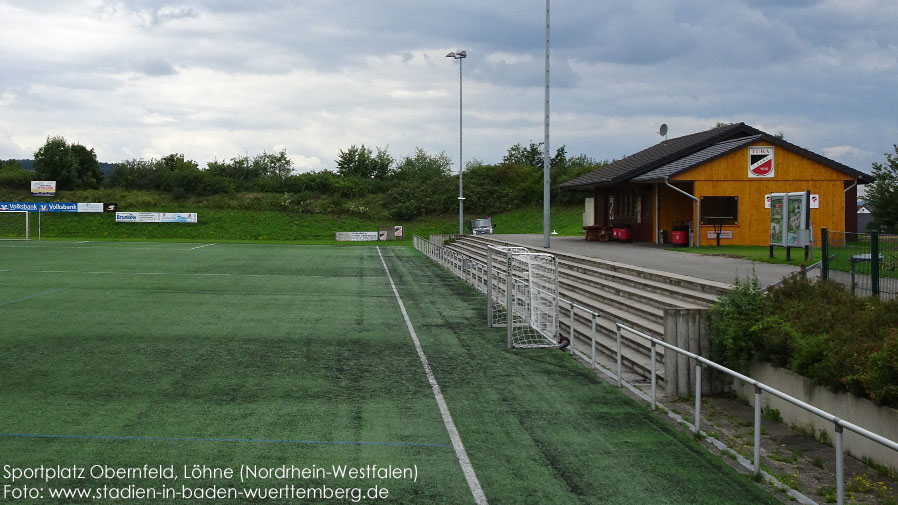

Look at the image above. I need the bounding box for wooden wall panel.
[667,141,854,246]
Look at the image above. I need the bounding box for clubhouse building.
[560,123,873,246]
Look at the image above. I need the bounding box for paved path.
[491,234,807,287]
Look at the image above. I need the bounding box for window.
[700,196,738,225]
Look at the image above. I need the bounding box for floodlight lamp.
[446,52,456,58]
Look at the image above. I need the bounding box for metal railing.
[615,322,898,505]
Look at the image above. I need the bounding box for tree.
[866,145,898,232]
[33,136,79,189]
[70,143,103,189]
[32,136,104,190]
[384,149,454,219]
[0,159,31,189]
[335,145,393,179]
[502,141,566,170]
[253,150,293,180]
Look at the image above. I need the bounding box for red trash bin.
[671,225,688,247]
[617,224,631,242]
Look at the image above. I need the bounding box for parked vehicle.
[468,218,495,235]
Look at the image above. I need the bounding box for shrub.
[708,275,898,408]
[708,275,767,371]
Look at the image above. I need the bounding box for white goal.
[0,211,29,240]
[487,246,559,348]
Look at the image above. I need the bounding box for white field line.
[0,289,60,307]
[187,243,215,251]
[376,246,488,505]
[3,270,380,279]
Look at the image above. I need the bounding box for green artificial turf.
[0,241,779,504]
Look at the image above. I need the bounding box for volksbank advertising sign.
[0,202,103,213]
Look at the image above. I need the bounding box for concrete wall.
[736,362,898,470]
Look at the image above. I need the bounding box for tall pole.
[447,50,467,235]
[543,0,551,248]
[458,54,464,236]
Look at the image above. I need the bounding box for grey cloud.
[130,57,178,76]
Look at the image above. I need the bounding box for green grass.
[2,204,585,243]
[678,242,898,280]
[675,245,812,266]
[0,241,779,504]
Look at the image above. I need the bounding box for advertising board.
[115,212,197,223]
[30,181,56,196]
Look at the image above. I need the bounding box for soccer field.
[0,241,779,504]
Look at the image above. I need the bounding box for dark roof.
[632,136,761,182]
[560,122,872,190]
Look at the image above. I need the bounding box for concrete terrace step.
[558,267,707,312]
[558,252,730,299]
[558,260,720,309]
[467,236,729,305]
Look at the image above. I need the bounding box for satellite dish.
[659,124,668,137]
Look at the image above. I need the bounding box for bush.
[708,275,767,371]
[708,276,898,407]
[0,160,31,189]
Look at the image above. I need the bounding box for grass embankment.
[1,188,585,243]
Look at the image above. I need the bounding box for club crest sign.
[748,146,774,178]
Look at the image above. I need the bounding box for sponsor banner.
[0,202,104,213]
[77,203,104,213]
[161,213,197,223]
[116,212,197,223]
[335,231,379,242]
[707,230,733,239]
[0,202,77,212]
[748,147,774,178]
[31,181,56,196]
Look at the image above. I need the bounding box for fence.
[821,228,898,300]
[615,322,898,505]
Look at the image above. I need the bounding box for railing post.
[486,248,493,327]
[590,313,597,371]
[821,227,829,281]
[569,300,575,345]
[694,364,702,434]
[872,232,880,297]
[835,423,845,505]
[753,386,762,475]
[616,325,623,388]
[650,341,657,410]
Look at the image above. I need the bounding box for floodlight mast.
[543,0,551,248]
[446,50,467,235]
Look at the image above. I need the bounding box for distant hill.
[12,159,117,177]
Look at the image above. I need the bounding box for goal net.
[0,211,29,240]
[487,246,559,348]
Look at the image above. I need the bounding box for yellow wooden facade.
[656,140,854,246]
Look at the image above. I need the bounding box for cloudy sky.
[1,1,896,175]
